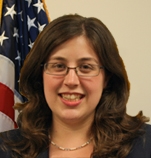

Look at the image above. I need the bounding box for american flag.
[0,0,49,132]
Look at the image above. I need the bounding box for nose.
[63,68,80,87]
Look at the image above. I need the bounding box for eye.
[49,63,66,71]
[79,64,95,72]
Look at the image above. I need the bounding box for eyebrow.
[49,57,99,64]
[49,57,66,61]
[78,58,99,63]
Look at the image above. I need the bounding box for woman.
[0,14,151,158]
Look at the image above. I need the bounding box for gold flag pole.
[42,0,51,22]
[0,0,3,26]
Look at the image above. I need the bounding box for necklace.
[50,138,92,151]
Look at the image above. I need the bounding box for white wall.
[45,0,151,123]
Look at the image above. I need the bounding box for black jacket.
[0,124,151,158]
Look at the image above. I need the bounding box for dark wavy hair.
[1,14,149,158]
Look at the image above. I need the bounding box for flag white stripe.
[0,54,15,92]
[0,111,14,132]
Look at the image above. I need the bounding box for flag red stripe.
[0,82,14,121]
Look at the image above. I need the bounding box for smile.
[60,94,83,101]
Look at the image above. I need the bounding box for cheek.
[81,78,105,100]
[43,75,51,94]
[43,75,57,97]
[82,73,105,90]
[90,82,104,100]
[43,76,60,110]
[43,74,64,101]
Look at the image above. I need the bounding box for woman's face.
[43,36,106,125]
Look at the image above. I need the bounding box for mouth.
[59,93,84,102]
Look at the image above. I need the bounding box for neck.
[50,117,93,147]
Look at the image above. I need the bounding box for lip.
[59,92,84,107]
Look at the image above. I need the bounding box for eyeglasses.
[42,63,104,77]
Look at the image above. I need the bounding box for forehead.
[48,36,100,64]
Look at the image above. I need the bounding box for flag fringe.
[0,0,3,26]
[42,0,51,22]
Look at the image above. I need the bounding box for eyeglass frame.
[41,63,104,77]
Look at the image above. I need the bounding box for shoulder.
[126,124,151,158]
[0,129,21,157]
[0,128,21,137]
[0,128,21,143]
[0,129,49,157]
